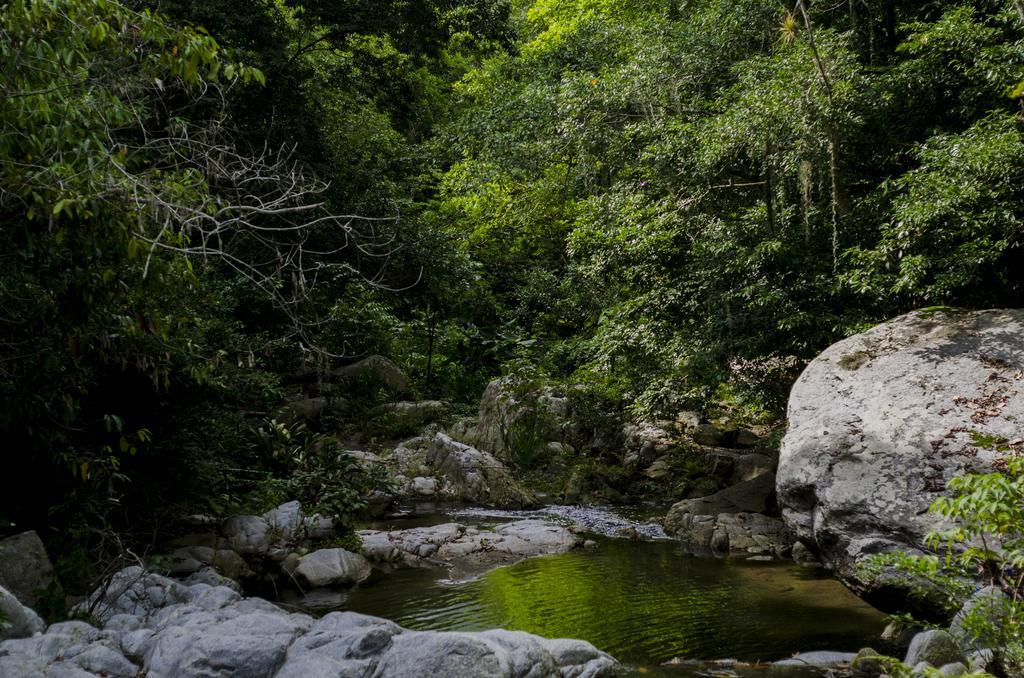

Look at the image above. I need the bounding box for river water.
[331,506,886,672]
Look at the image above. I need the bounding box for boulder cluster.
[0,566,619,677]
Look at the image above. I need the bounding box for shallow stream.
[331,506,886,673]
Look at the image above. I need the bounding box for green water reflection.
[340,536,886,667]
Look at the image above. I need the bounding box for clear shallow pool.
[337,520,886,670]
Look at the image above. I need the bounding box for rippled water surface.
[341,512,886,669]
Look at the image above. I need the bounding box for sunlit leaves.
[848,113,1024,303]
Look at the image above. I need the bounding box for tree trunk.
[764,137,777,233]
[829,136,846,270]
[425,306,436,388]
[881,0,897,55]
[796,0,846,267]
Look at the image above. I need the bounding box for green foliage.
[847,113,1024,304]
[869,654,990,678]
[248,420,389,527]
[427,0,1024,419]
[0,0,266,531]
[872,456,1024,674]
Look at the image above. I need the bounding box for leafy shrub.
[248,420,391,529]
[869,454,1024,674]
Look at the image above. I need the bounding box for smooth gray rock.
[216,502,335,558]
[411,476,439,496]
[294,548,372,587]
[0,616,140,676]
[185,566,243,591]
[775,650,855,667]
[904,630,965,668]
[265,501,303,540]
[146,610,313,677]
[778,309,1020,605]
[72,643,138,676]
[371,632,501,677]
[0,530,56,607]
[0,583,45,640]
[938,662,967,677]
[277,612,400,677]
[370,629,617,678]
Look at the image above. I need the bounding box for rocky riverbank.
[154,499,592,611]
[0,566,619,677]
[5,309,1021,676]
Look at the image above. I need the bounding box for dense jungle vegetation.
[2,0,1023,589]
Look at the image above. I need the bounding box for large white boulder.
[778,309,1021,609]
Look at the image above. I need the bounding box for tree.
[0,0,394,529]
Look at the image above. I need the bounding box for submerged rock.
[775,650,856,667]
[778,308,1022,612]
[0,566,619,677]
